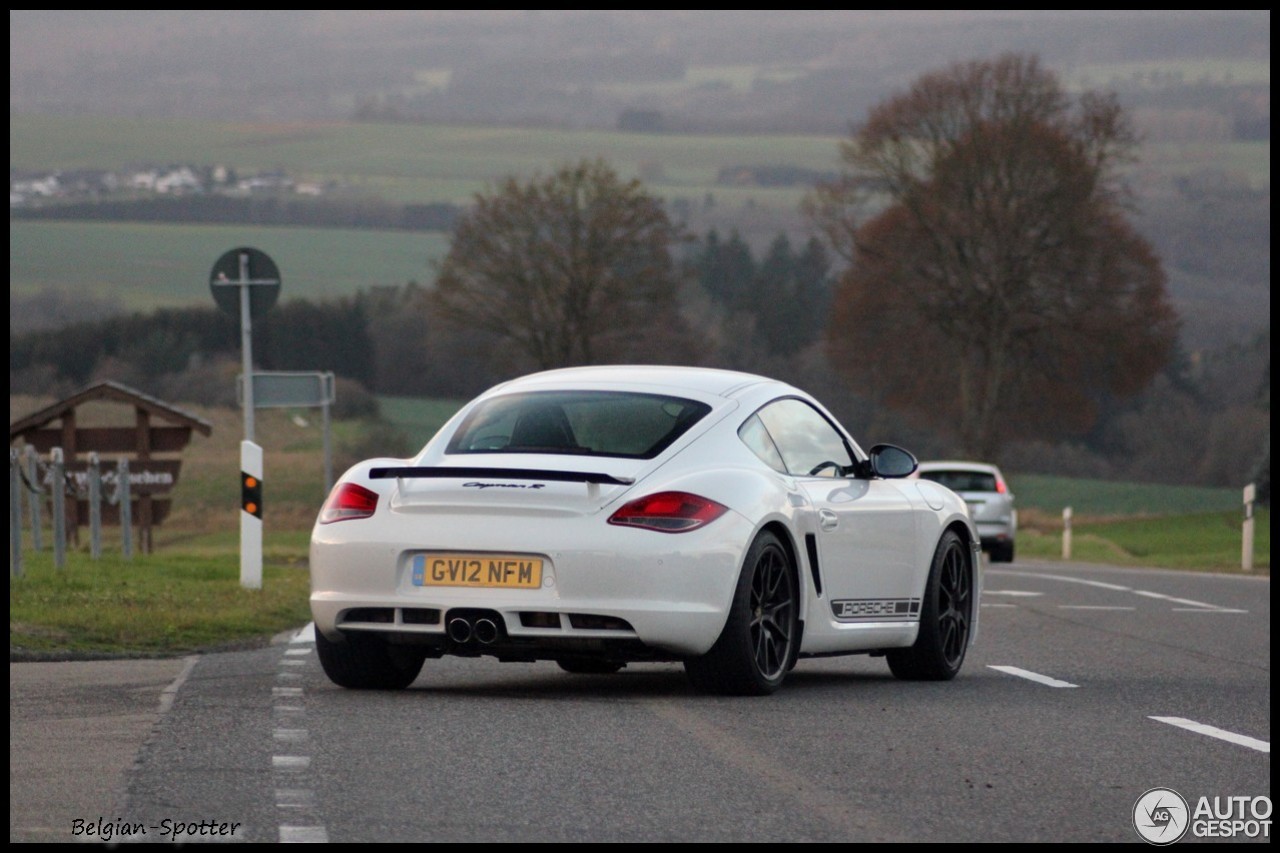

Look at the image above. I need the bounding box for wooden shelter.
[10,381,213,552]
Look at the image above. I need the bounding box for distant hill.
[10,11,1269,136]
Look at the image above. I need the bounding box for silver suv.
[914,461,1017,563]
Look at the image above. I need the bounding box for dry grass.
[11,392,333,542]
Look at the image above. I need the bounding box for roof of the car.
[916,460,1003,474]
[488,365,779,398]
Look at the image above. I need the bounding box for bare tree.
[431,158,688,370]
[809,54,1178,458]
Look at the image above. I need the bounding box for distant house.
[155,166,201,194]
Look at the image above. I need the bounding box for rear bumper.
[309,509,756,658]
[976,521,1014,547]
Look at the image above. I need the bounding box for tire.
[557,658,626,675]
[887,530,973,681]
[315,629,426,690]
[685,530,799,696]
[990,540,1015,563]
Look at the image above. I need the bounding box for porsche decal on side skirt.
[831,598,921,621]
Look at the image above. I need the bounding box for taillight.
[319,482,379,523]
[995,477,1008,494]
[608,491,728,533]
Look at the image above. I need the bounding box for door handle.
[819,509,838,531]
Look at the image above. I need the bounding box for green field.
[10,115,843,308]
[1006,473,1241,516]
[10,221,448,311]
[377,395,468,449]
[1069,59,1270,89]
[9,115,1270,309]
[10,114,841,206]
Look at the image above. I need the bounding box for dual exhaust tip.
[447,615,500,645]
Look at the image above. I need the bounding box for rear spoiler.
[368,466,635,486]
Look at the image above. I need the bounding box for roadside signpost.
[210,247,281,442]
[238,371,338,493]
[211,247,280,589]
[1242,483,1256,571]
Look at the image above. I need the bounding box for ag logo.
[1134,787,1190,845]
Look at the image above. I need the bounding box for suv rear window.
[446,391,710,459]
[919,470,998,492]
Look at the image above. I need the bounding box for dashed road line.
[1170,607,1249,613]
[1149,717,1270,753]
[987,571,1130,592]
[986,570,1247,613]
[280,825,330,843]
[988,665,1079,688]
[1133,589,1232,610]
[273,755,311,770]
[272,634,329,844]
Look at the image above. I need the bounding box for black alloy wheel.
[685,530,798,696]
[887,530,972,681]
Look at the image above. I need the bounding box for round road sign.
[210,247,282,320]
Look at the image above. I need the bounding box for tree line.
[8,226,833,403]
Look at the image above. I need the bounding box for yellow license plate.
[413,554,542,589]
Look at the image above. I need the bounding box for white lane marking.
[1171,607,1248,613]
[981,603,1018,608]
[988,570,1130,591]
[1133,590,1227,610]
[273,755,311,769]
[158,655,200,714]
[275,635,329,846]
[1058,605,1135,611]
[1149,717,1270,753]
[276,789,317,808]
[988,665,1079,688]
[988,570,1240,611]
[985,590,1043,597]
[280,825,330,843]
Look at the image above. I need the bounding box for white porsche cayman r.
[310,365,980,695]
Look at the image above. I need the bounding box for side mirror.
[865,444,918,479]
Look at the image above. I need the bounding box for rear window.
[918,470,998,492]
[446,391,711,459]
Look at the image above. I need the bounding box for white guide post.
[241,440,263,589]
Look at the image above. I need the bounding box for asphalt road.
[9,656,193,843]
[10,560,1271,843]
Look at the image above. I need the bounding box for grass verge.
[9,546,312,659]
[1017,508,1269,573]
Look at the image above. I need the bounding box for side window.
[755,399,854,477]
[738,413,786,473]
